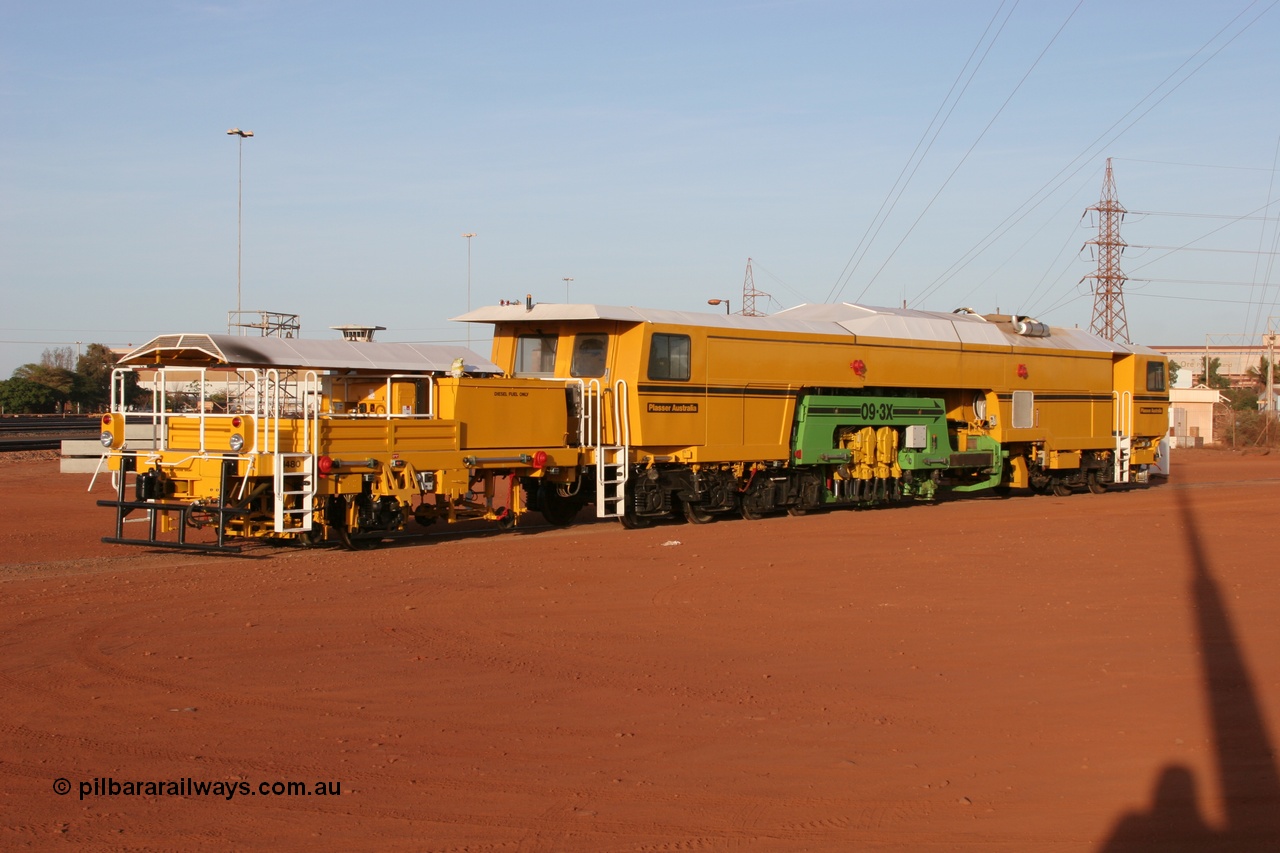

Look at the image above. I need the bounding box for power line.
[1007,169,1101,317]
[1126,210,1278,221]
[1114,157,1279,173]
[1122,197,1280,275]
[853,0,1085,304]
[1245,135,1280,343]
[750,260,811,305]
[910,0,1279,310]
[1130,277,1280,288]
[826,0,1018,304]
[1128,292,1269,305]
[1128,244,1280,256]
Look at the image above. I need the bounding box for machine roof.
[119,334,501,374]
[453,302,1159,355]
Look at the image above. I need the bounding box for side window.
[515,335,558,377]
[570,333,608,378]
[1146,360,1166,392]
[647,333,691,381]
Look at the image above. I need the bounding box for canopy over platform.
[119,334,501,375]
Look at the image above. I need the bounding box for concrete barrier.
[60,424,164,474]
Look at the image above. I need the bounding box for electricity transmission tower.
[741,258,769,317]
[1084,158,1131,343]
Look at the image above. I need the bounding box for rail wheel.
[738,474,775,520]
[620,507,652,529]
[618,482,652,529]
[1051,479,1072,497]
[1086,471,1108,494]
[337,526,382,551]
[619,478,661,529]
[681,499,715,524]
[297,524,327,548]
[540,485,583,527]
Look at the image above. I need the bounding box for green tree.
[1202,356,1230,390]
[11,361,76,410]
[74,342,140,410]
[1246,356,1275,390]
[0,377,63,413]
[1168,360,1181,386]
[1222,386,1258,411]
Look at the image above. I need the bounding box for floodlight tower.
[227,128,254,334]
[1084,158,1130,344]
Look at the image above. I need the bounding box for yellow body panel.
[487,315,1164,466]
[435,378,573,451]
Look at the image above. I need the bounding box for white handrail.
[304,370,320,454]
[612,379,630,449]
[585,379,601,448]
[1112,390,1132,437]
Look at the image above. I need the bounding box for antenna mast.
[1085,158,1130,343]
[742,257,768,317]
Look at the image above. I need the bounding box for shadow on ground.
[1098,489,1280,851]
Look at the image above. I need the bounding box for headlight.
[229,433,245,452]
[100,431,114,448]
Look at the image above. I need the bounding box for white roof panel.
[120,334,501,374]
[453,302,843,335]
[453,301,1162,356]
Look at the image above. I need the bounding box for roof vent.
[331,325,387,343]
[1012,316,1050,337]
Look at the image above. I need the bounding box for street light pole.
[462,232,476,347]
[227,128,254,334]
[563,277,573,302]
[707,298,731,315]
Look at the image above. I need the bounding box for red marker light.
[533,450,548,469]
[318,455,334,474]
[102,415,112,424]
[1017,364,1029,379]
[231,416,242,428]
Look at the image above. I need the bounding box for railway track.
[0,437,70,452]
[0,416,99,453]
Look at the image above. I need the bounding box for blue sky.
[2,1,1278,376]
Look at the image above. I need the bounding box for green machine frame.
[791,393,1004,502]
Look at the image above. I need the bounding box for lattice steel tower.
[741,257,768,317]
[1084,158,1130,343]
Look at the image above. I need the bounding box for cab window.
[515,335,558,377]
[570,334,608,378]
[647,333,691,381]
[1146,360,1166,392]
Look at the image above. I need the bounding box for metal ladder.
[273,454,315,533]
[268,371,320,534]
[595,379,630,519]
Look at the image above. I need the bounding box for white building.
[1169,386,1226,447]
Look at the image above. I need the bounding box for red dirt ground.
[2,448,1279,851]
